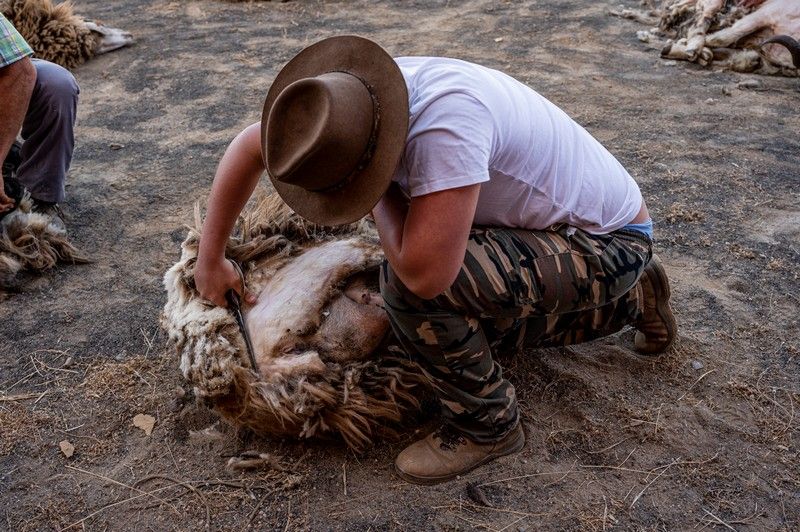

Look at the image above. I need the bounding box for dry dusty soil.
[1,0,799,530]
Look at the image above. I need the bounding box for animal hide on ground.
[612,0,800,76]
[162,193,427,451]
[0,195,88,297]
[2,0,133,69]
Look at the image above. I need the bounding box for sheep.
[615,0,799,75]
[162,193,427,451]
[662,0,799,74]
[2,0,133,69]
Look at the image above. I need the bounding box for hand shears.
[225,259,259,371]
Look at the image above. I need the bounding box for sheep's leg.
[705,11,768,48]
[662,39,715,64]
[684,0,726,59]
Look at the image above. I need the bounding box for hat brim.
[261,36,409,226]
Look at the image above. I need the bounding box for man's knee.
[32,60,80,107]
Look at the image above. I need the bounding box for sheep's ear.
[83,20,134,54]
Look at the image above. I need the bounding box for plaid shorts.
[0,14,33,68]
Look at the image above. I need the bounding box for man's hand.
[194,256,257,308]
[0,174,15,213]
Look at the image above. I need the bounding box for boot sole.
[636,255,678,356]
[394,428,526,486]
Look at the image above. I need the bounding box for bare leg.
[0,57,35,211]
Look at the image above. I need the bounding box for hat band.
[312,72,381,193]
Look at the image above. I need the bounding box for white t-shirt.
[391,57,642,234]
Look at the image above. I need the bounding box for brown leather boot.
[634,255,677,355]
[395,423,525,485]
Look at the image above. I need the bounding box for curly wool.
[0,195,88,297]
[2,0,96,69]
[162,193,426,451]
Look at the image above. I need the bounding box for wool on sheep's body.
[2,0,133,69]
[2,0,94,68]
[162,193,426,451]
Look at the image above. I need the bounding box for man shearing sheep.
[0,13,79,228]
[194,36,677,485]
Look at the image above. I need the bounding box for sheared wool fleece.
[2,0,96,68]
[0,195,88,297]
[162,193,426,451]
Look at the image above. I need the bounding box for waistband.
[620,219,653,240]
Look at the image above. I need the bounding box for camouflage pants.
[380,225,653,442]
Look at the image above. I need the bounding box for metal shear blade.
[226,259,258,371]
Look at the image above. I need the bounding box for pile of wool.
[2,0,133,69]
[0,194,88,298]
[162,193,427,451]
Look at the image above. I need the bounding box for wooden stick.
[702,508,737,531]
[677,370,715,401]
[586,436,633,454]
[342,461,347,496]
[478,470,576,487]
[65,466,179,514]
[0,392,40,402]
[59,484,177,531]
[629,458,678,508]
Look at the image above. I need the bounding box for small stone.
[59,440,75,458]
[705,98,715,105]
[133,414,156,436]
[494,37,504,43]
[737,79,761,90]
[722,86,732,96]
[663,60,677,66]
[109,143,124,150]
[636,30,651,43]
[691,360,704,370]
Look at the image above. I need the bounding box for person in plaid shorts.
[0,14,79,227]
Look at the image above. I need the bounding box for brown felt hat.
[261,36,409,226]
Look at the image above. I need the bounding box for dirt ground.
[1,0,798,530]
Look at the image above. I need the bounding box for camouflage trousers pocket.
[440,228,544,319]
[527,250,606,315]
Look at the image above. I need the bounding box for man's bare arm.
[195,121,264,307]
[373,183,480,299]
[0,57,36,211]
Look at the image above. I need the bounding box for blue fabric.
[621,219,653,240]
